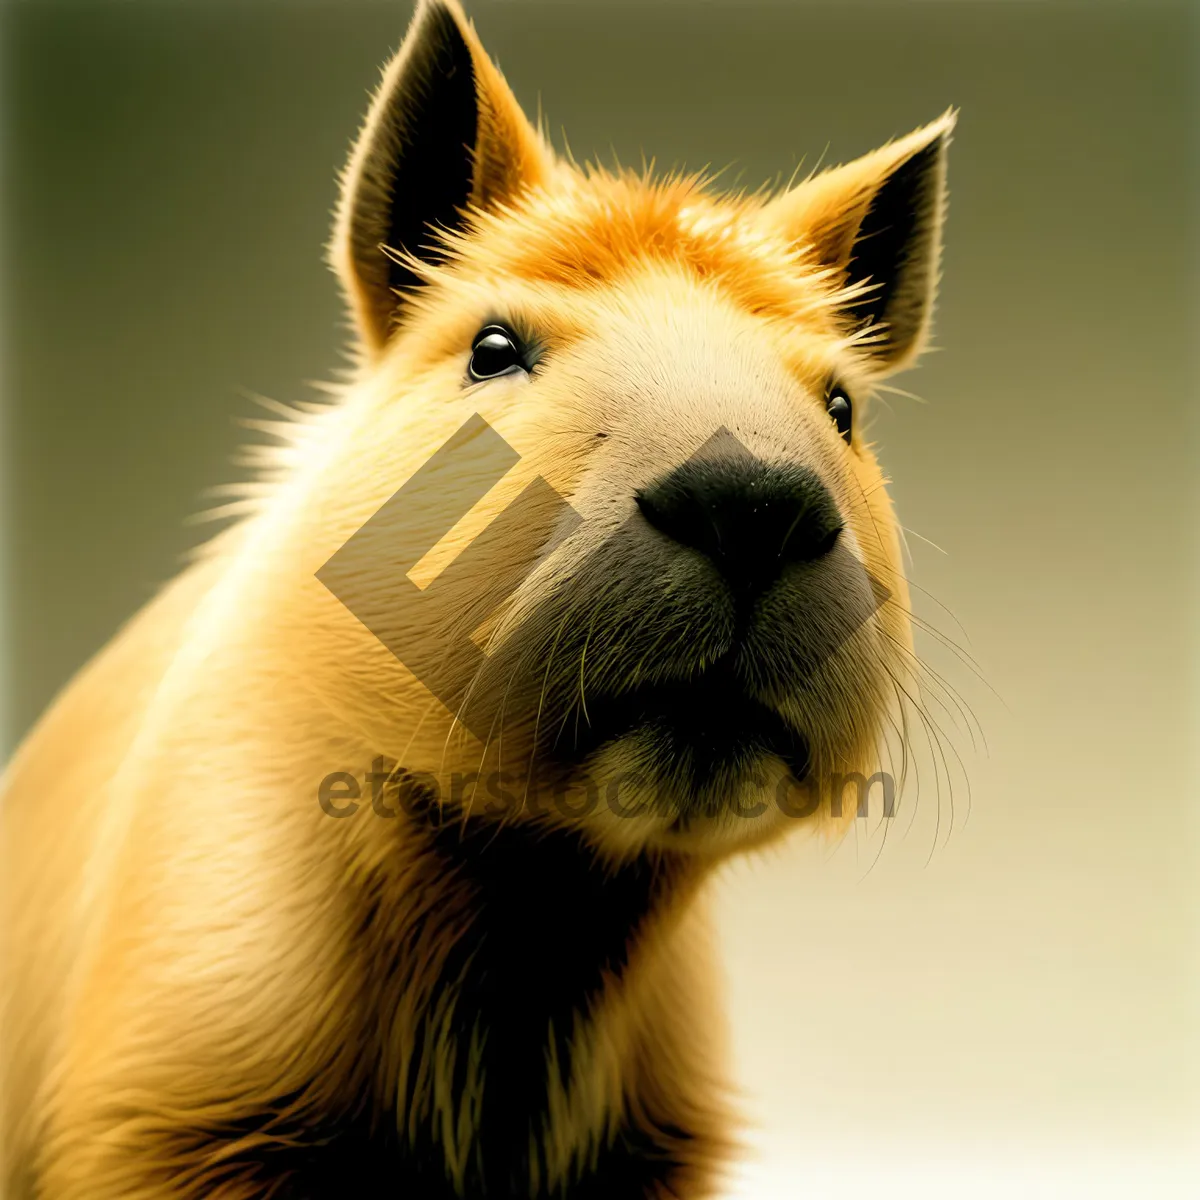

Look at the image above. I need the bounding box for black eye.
[826,386,852,443]
[469,324,525,381]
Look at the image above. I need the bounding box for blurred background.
[2,0,1196,1195]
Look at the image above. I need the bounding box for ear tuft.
[331,0,550,354]
[763,111,955,373]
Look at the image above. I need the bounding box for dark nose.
[636,457,843,596]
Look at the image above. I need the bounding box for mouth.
[555,660,811,792]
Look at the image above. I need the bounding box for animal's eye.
[469,324,525,381]
[826,386,852,443]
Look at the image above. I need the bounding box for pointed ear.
[762,112,954,373]
[330,0,552,353]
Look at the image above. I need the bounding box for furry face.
[303,1,950,859]
[1,3,955,1195]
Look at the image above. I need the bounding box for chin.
[527,663,804,856]
[582,744,803,857]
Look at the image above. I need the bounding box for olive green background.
[2,0,1196,1194]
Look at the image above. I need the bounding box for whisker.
[882,631,986,757]
[872,381,928,404]
[524,605,576,808]
[899,525,948,556]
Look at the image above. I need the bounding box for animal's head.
[300,0,952,859]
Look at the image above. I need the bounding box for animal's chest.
[261,1117,686,1200]
[404,816,667,1183]
[291,816,683,1197]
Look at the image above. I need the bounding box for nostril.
[635,482,711,552]
[633,491,661,527]
[784,513,843,563]
[816,522,843,558]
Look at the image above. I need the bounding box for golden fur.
[1,2,953,1195]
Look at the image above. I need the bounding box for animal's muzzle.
[635,453,842,603]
